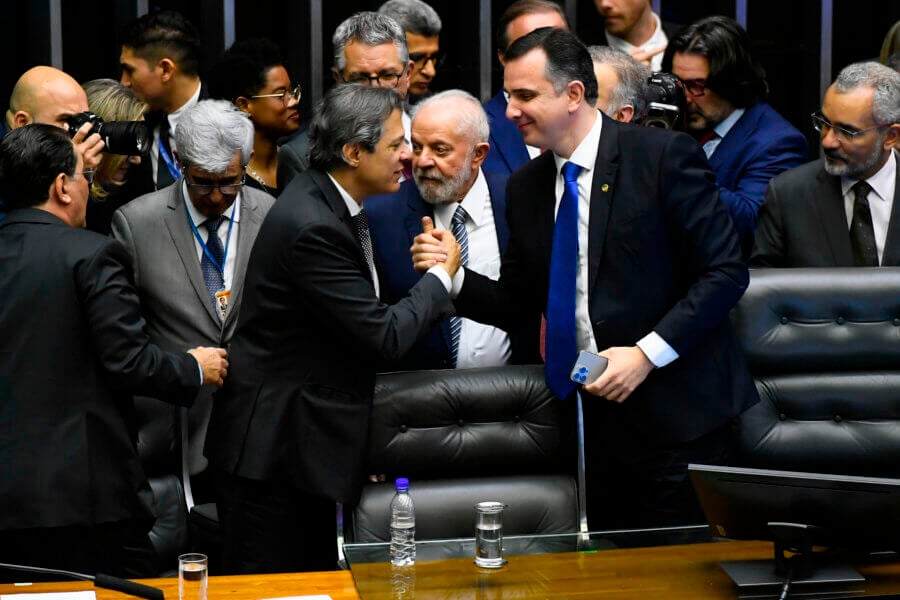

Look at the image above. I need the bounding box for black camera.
[639,72,687,131]
[66,111,150,156]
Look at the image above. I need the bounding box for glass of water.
[178,553,208,600]
[474,501,507,568]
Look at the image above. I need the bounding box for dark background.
[2,0,897,158]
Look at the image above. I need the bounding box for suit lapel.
[310,170,371,281]
[223,190,260,331]
[404,189,433,247]
[485,172,510,252]
[708,105,757,174]
[587,116,619,292]
[880,153,900,266]
[164,183,223,327]
[813,166,855,265]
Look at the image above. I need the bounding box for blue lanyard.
[158,129,182,182]
[185,202,235,277]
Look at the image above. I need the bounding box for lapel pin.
[601,184,609,192]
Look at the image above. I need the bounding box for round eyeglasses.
[250,84,302,105]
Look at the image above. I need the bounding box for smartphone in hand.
[570,350,609,385]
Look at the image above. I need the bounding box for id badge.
[215,289,230,321]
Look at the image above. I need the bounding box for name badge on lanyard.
[186,205,235,321]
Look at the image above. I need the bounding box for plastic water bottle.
[390,477,416,566]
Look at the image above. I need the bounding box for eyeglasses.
[250,84,302,105]
[186,174,246,195]
[74,169,95,186]
[679,78,707,97]
[811,111,888,142]
[340,66,406,88]
[409,51,445,69]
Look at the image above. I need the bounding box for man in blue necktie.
[414,27,758,531]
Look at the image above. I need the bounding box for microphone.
[0,563,164,600]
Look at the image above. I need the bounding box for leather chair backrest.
[346,365,579,542]
[730,268,900,477]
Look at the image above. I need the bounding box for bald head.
[7,66,88,130]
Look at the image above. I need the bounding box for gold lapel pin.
[601,183,609,192]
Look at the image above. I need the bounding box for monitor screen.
[689,464,900,551]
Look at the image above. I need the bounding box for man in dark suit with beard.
[414,28,757,530]
[205,84,459,574]
[0,124,227,578]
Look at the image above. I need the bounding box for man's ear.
[883,123,899,150]
[12,110,33,129]
[614,105,635,124]
[342,142,361,167]
[566,80,586,113]
[471,141,490,167]
[52,172,71,206]
[332,67,342,84]
[159,57,177,83]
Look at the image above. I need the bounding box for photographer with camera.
[1,66,105,222]
[662,16,807,259]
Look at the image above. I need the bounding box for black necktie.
[156,117,175,189]
[849,180,878,267]
[449,206,469,366]
[352,210,378,289]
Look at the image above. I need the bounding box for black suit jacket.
[0,209,201,531]
[455,114,758,444]
[204,169,454,504]
[751,155,900,267]
[366,173,540,370]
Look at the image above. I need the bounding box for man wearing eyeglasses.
[752,62,900,268]
[378,0,443,104]
[278,12,414,190]
[110,100,275,500]
[662,16,807,259]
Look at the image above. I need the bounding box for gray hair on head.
[173,99,254,173]
[412,89,489,144]
[378,0,442,37]
[588,45,650,118]
[308,84,402,172]
[333,11,409,72]
[834,61,900,126]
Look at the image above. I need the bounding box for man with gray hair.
[111,99,275,500]
[367,89,541,370]
[753,61,900,267]
[278,11,414,189]
[588,45,649,123]
[378,0,443,103]
[205,84,459,573]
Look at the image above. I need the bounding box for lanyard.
[158,130,182,182]
[185,203,235,277]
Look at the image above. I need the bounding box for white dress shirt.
[841,150,898,265]
[151,81,202,186]
[552,111,678,368]
[432,169,511,368]
[704,108,745,159]
[605,11,669,73]
[183,183,240,292]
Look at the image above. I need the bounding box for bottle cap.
[395,477,410,491]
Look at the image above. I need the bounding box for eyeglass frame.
[185,173,246,196]
[338,64,407,88]
[810,111,890,142]
[679,77,707,97]
[250,84,302,105]
[72,169,96,186]
[408,51,445,70]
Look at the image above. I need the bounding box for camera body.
[639,72,687,131]
[66,111,150,156]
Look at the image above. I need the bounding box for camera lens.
[97,121,151,156]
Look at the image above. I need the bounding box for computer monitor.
[688,464,900,594]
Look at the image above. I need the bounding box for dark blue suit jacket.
[366,170,540,370]
[708,102,808,258]
[482,91,531,177]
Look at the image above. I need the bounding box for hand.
[629,44,666,67]
[411,216,447,272]
[188,347,229,388]
[70,122,105,170]
[583,346,654,403]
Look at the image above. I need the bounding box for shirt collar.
[167,80,202,132]
[714,107,745,139]
[840,149,897,202]
[606,11,667,53]
[434,168,489,227]
[554,110,603,175]
[327,173,363,217]
[182,181,241,225]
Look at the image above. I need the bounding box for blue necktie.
[201,216,226,306]
[449,205,469,366]
[545,161,581,399]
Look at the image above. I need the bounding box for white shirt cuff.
[427,266,452,293]
[196,359,204,386]
[636,332,679,368]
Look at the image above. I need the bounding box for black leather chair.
[730,268,900,476]
[345,365,580,543]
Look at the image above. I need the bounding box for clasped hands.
[410,216,462,277]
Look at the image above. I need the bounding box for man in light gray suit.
[112,100,275,498]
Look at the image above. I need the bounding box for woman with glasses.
[83,78,148,234]
[208,38,301,196]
